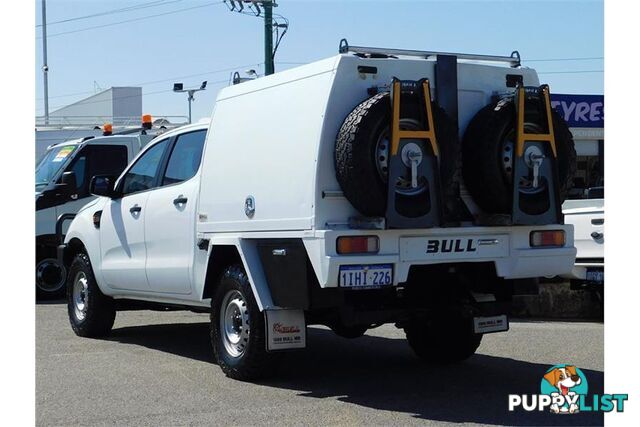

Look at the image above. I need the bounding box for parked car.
[58,43,577,380]
[36,120,170,298]
[561,188,604,298]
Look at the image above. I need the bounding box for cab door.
[100,139,170,291]
[56,144,129,227]
[144,130,206,294]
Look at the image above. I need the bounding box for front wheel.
[211,264,280,380]
[404,316,482,363]
[67,252,116,338]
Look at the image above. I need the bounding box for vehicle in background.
[561,187,604,299]
[36,117,175,298]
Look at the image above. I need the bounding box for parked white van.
[59,43,577,380]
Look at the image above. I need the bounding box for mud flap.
[473,315,509,334]
[265,309,306,351]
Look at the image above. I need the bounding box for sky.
[34,0,604,122]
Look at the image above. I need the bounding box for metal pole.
[264,1,274,75]
[188,91,194,124]
[41,0,50,124]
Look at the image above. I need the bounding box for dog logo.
[540,364,589,414]
[510,364,627,414]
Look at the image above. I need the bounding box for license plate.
[473,315,509,334]
[339,264,393,288]
[586,269,604,283]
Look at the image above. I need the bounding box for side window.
[120,139,169,196]
[88,145,128,178]
[71,156,86,190]
[162,130,206,186]
[65,145,128,198]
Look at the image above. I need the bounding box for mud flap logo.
[265,309,306,351]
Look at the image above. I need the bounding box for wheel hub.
[220,290,250,358]
[375,121,428,196]
[72,271,89,321]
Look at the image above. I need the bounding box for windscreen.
[35,145,77,192]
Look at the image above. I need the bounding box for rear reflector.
[530,230,565,248]
[337,236,379,254]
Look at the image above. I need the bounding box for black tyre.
[211,264,280,381]
[335,92,458,217]
[330,323,368,339]
[462,98,576,213]
[67,252,116,338]
[404,316,482,363]
[36,257,67,300]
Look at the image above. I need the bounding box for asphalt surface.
[36,301,604,426]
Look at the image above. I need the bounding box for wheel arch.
[63,237,87,268]
[202,240,275,311]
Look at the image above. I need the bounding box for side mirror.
[90,175,117,198]
[56,171,78,200]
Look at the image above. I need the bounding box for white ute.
[59,42,577,380]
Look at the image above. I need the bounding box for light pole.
[173,81,207,124]
[41,0,50,124]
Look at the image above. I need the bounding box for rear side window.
[162,130,206,186]
[120,139,169,195]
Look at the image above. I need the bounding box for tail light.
[530,230,565,248]
[337,236,379,254]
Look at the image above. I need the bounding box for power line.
[41,77,232,112]
[35,0,182,27]
[524,56,603,62]
[538,70,604,74]
[36,63,261,101]
[38,1,225,39]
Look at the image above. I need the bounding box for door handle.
[129,204,142,214]
[173,195,188,205]
[591,231,604,240]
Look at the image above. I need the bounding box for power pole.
[264,0,274,75]
[41,0,50,124]
[224,1,287,77]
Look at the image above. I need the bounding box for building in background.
[550,94,604,199]
[35,87,187,160]
[48,86,142,126]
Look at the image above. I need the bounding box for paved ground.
[37,301,604,426]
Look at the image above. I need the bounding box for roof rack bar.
[338,39,521,67]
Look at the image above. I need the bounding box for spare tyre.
[461,98,576,214]
[335,92,458,217]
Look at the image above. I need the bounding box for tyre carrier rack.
[339,40,562,229]
[386,78,442,228]
[511,84,562,225]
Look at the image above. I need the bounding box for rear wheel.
[211,264,280,380]
[66,252,116,338]
[330,323,368,339]
[404,316,482,363]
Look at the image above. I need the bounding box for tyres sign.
[550,94,604,128]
